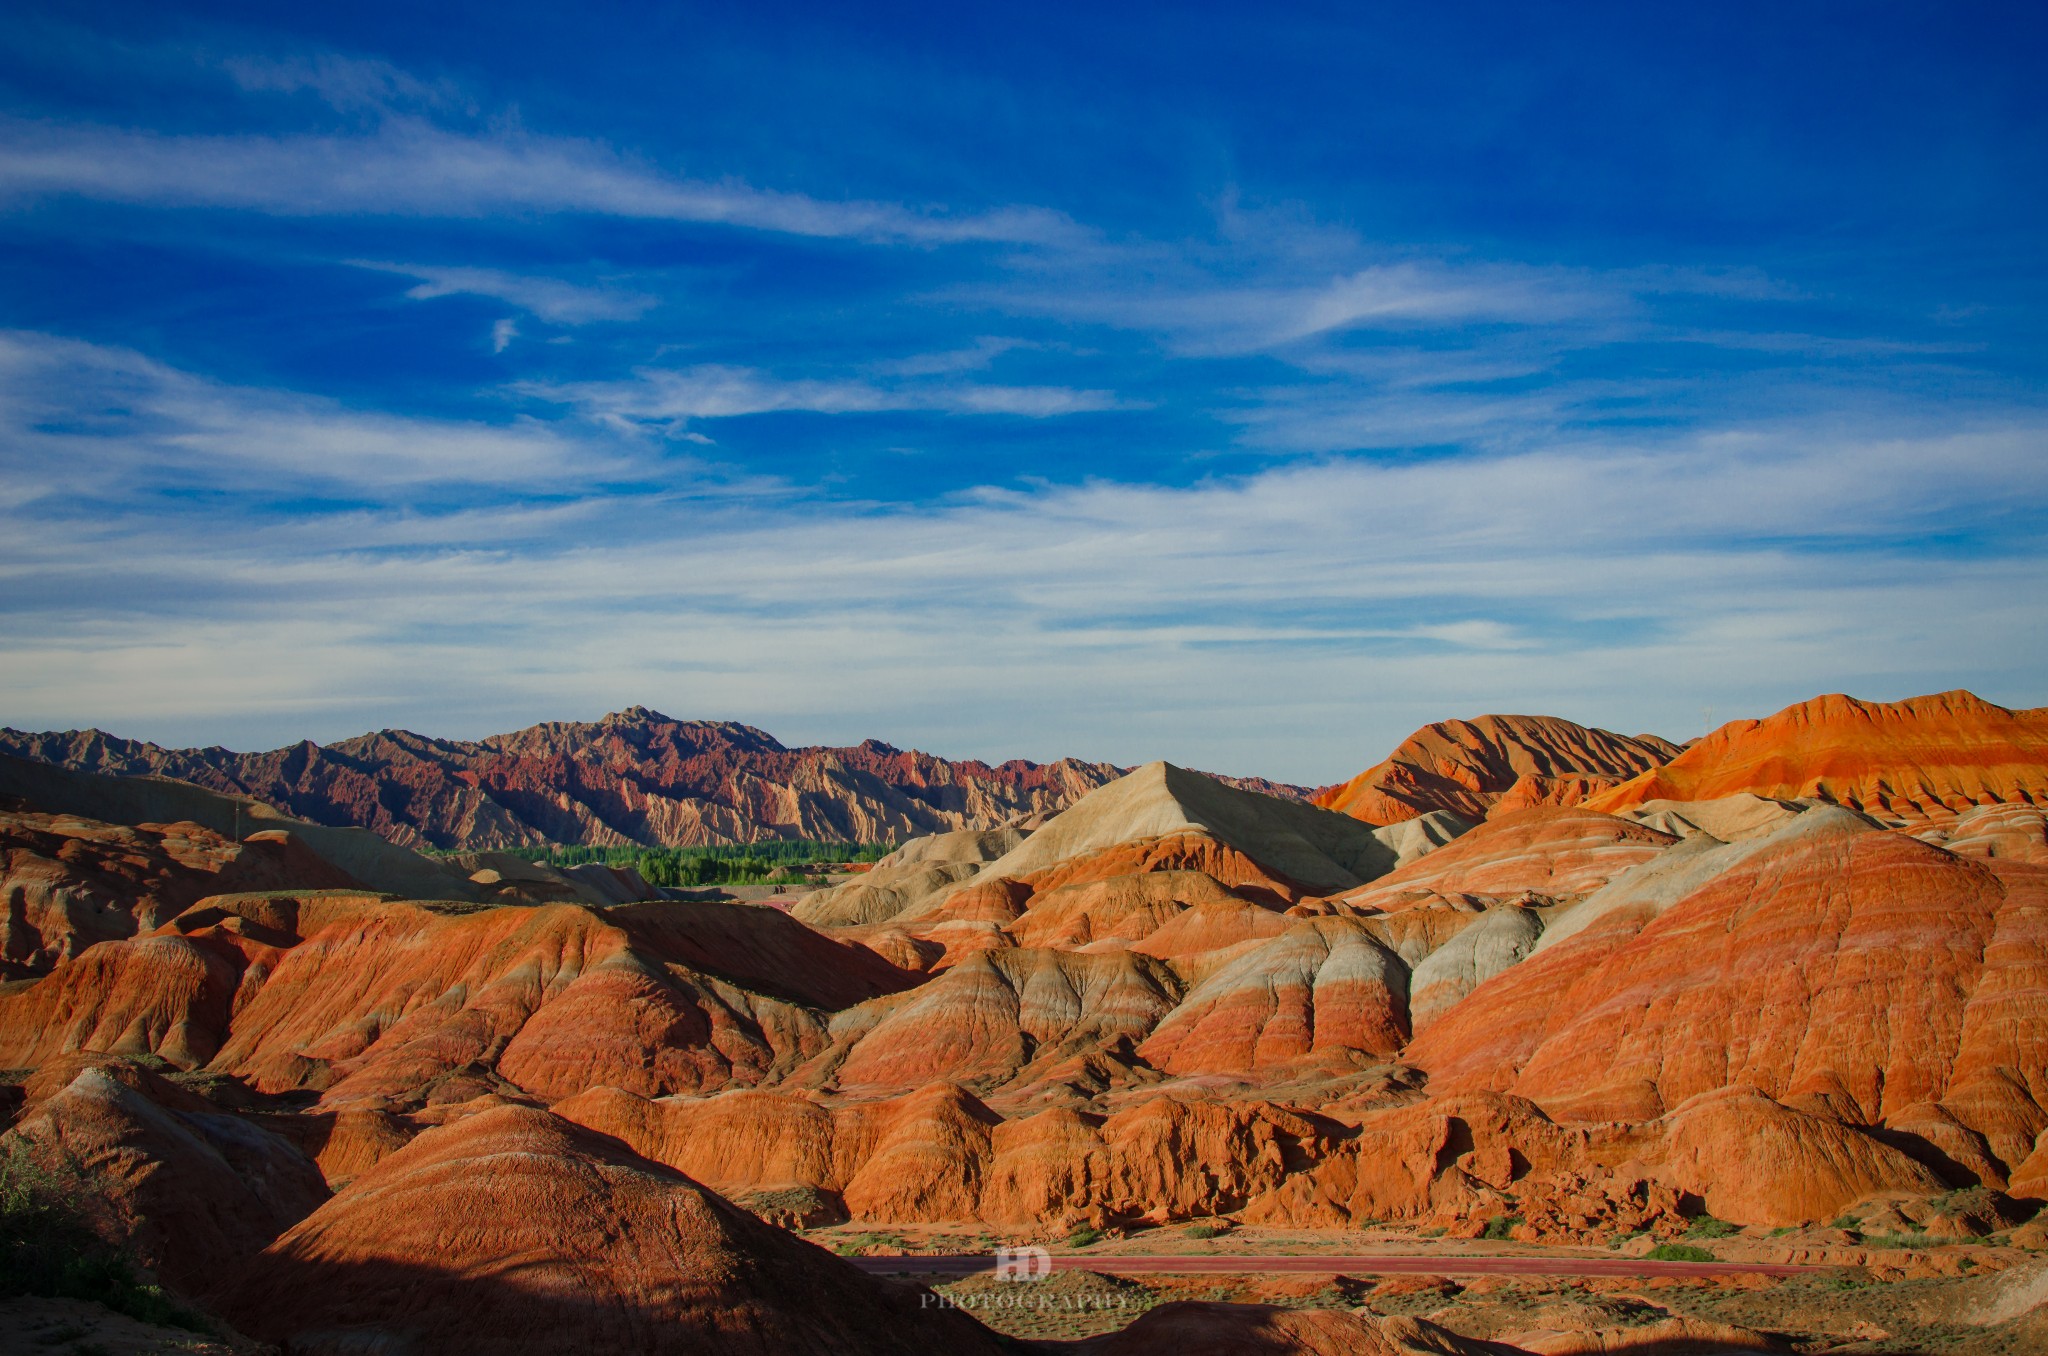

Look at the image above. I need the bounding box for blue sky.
[1,0,2044,782]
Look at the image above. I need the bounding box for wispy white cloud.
[521,363,1126,425]
[978,255,1612,355]
[0,115,1083,245]
[219,51,474,116]
[0,330,632,494]
[349,260,658,323]
[4,332,2043,777]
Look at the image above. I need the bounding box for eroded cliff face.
[1584,689,2048,824]
[1314,714,1684,825]
[1,709,1306,851]
[6,690,2048,1355]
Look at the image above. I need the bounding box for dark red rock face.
[0,710,1119,849]
[0,710,1309,850]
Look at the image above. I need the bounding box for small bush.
[1687,1215,1741,1239]
[1065,1227,1103,1249]
[1861,1232,1935,1250]
[1183,1223,1221,1240]
[1645,1242,1716,1263]
[1480,1215,1524,1241]
[0,1144,207,1332]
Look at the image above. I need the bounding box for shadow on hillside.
[204,1248,1007,1356]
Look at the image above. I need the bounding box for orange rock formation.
[1314,715,1682,825]
[1586,690,2048,823]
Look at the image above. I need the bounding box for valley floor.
[814,1224,2043,1349]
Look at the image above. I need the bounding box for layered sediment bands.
[965,764,1415,901]
[1331,807,1678,912]
[1406,905,1545,1032]
[0,753,482,901]
[1315,716,1682,826]
[1917,802,2048,863]
[558,1083,1342,1228]
[1246,1092,1592,1227]
[1587,689,2048,823]
[1001,870,1254,950]
[5,1058,328,1296]
[205,899,910,1106]
[0,884,917,1111]
[1138,918,1410,1074]
[825,947,1183,1092]
[11,689,2048,1308]
[0,802,360,977]
[1407,806,2046,1158]
[0,713,1126,850]
[803,763,1453,942]
[0,933,242,1069]
[1661,1086,1946,1225]
[793,828,1021,927]
[216,1103,1004,1356]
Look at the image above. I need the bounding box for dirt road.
[848,1252,1830,1280]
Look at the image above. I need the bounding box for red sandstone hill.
[216,1103,1003,1356]
[5,688,2048,1353]
[1585,689,2048,823]
[0,708,1308,850]
[1313,715,1684,826]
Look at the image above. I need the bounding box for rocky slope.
[5,687,2048,1353]
[216,1102,1002,1356]
[0,708,1309,850]
[1314,715,1685,826]
[1585,689,2048,824]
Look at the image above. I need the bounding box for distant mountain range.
[0,707,1310,850]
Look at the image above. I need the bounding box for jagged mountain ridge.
[0,706,1309,850]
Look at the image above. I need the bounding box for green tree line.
[451,840,895,889]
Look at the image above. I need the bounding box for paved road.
[847,1253,1828,1280]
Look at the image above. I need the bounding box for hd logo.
[993,1246,1052,1282]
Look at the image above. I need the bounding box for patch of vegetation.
[1828,1214,1860,1231]
[1646,1242,1716,1262]
[828,1230,914,1256]
[0,1144,208,1333]
[1480,1214,1525,1241]
[1183,1222,1222,1240]
[1768,1225,1797,1236]
[453,840,897,888]
[1065,1227,1104,1248]
[1860,1232,1937,1249]
[1686,1214,1742,1239]
[1417,1227,1446,1238]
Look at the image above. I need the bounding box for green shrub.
[1480,1215,1524,1241]
[454,840,899,888]
[0,1144,207,1332]
[1861,1232,1934,1249]
[1645,1242,1716,1263]
[1183,1223,1221,1240]
[1687,1215,1741,1239]
[1065,1227,1103,1248]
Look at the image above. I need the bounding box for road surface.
[847,1253,1829,1280]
